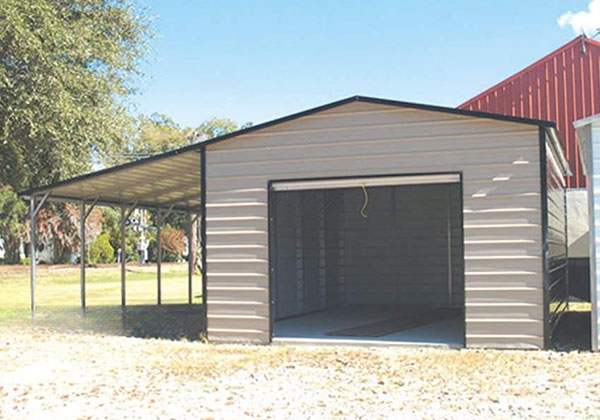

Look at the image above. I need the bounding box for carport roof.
[19,95,559,210]
[20,147,203,212]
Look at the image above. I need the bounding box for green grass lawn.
[0,263,202,326]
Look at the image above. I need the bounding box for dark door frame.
[267,171,466,347]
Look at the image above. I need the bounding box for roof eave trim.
[574,113,600,129]
[19,193,199,213]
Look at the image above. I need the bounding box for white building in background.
[574,115,600,351]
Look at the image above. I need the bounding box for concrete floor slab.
[274,305,464,348]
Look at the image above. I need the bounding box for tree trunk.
[192,219,202,274]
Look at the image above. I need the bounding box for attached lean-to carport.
[19,146,207,329]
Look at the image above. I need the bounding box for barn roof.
[459,35,600,187]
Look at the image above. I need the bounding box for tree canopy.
[195,117,251,141]
[0,0,252,265]
[116,115,252,164]
[0,0,151,263]
[0,0,151,191]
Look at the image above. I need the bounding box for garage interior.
[270,175,465,347]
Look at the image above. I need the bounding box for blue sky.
[134,0,597,128]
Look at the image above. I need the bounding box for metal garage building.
[22,96,570,349]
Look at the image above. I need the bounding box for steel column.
[80,201,86,313]
[447,184,453,306]
[157,218,162,305]
[29,191,50,320]
[200,148,207,336]
[155,205,173,306]
[120,205,126,307]
[187,211,193,304]
[30,197,36,320]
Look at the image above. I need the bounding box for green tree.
[89,232,114,264]
[0,0,151,189]
[110,113,192,164]
[120,116,252,164]
[0,0,151,262]
[0,185,26,263]
[100,206,138,262]
[195,117,252,141]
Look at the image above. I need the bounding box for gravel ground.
[1,327,599,420]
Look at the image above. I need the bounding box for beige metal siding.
[205,101,544,348]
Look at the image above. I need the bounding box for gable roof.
[19,95,557,209]
[202,95,554,150]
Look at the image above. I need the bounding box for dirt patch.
[0,327,599,419]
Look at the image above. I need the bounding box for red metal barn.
[459,36,600,188]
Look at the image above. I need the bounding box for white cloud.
[558,0,600,36]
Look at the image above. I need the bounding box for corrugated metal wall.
[459,36,600,188]
[272,190,331,318]
[271,184,463,318]
[343,184,463,306]
[545,135,569,332]
[590,125,600,351]
[205,101,545,348]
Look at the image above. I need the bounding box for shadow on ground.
[552,310,591,351]
[13,305,593,350]
[28,304,205,341]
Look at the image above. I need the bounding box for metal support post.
[29,191,50,320]
[157,218,162,305]
[447,185,453,306]
[200,148,207,335]
[156,205,174,306]
[80,201,86,313]
[30,197,36,320]
[120,201,138,308]
[121,205,126,307]
[187,211,193,304]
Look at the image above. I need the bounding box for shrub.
[89,233,115,264]
[21,257,31,265]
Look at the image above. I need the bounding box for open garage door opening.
[269,173,465,347]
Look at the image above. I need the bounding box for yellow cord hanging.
[360,184,369,218]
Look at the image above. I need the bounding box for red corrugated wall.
[459,36,600,188]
